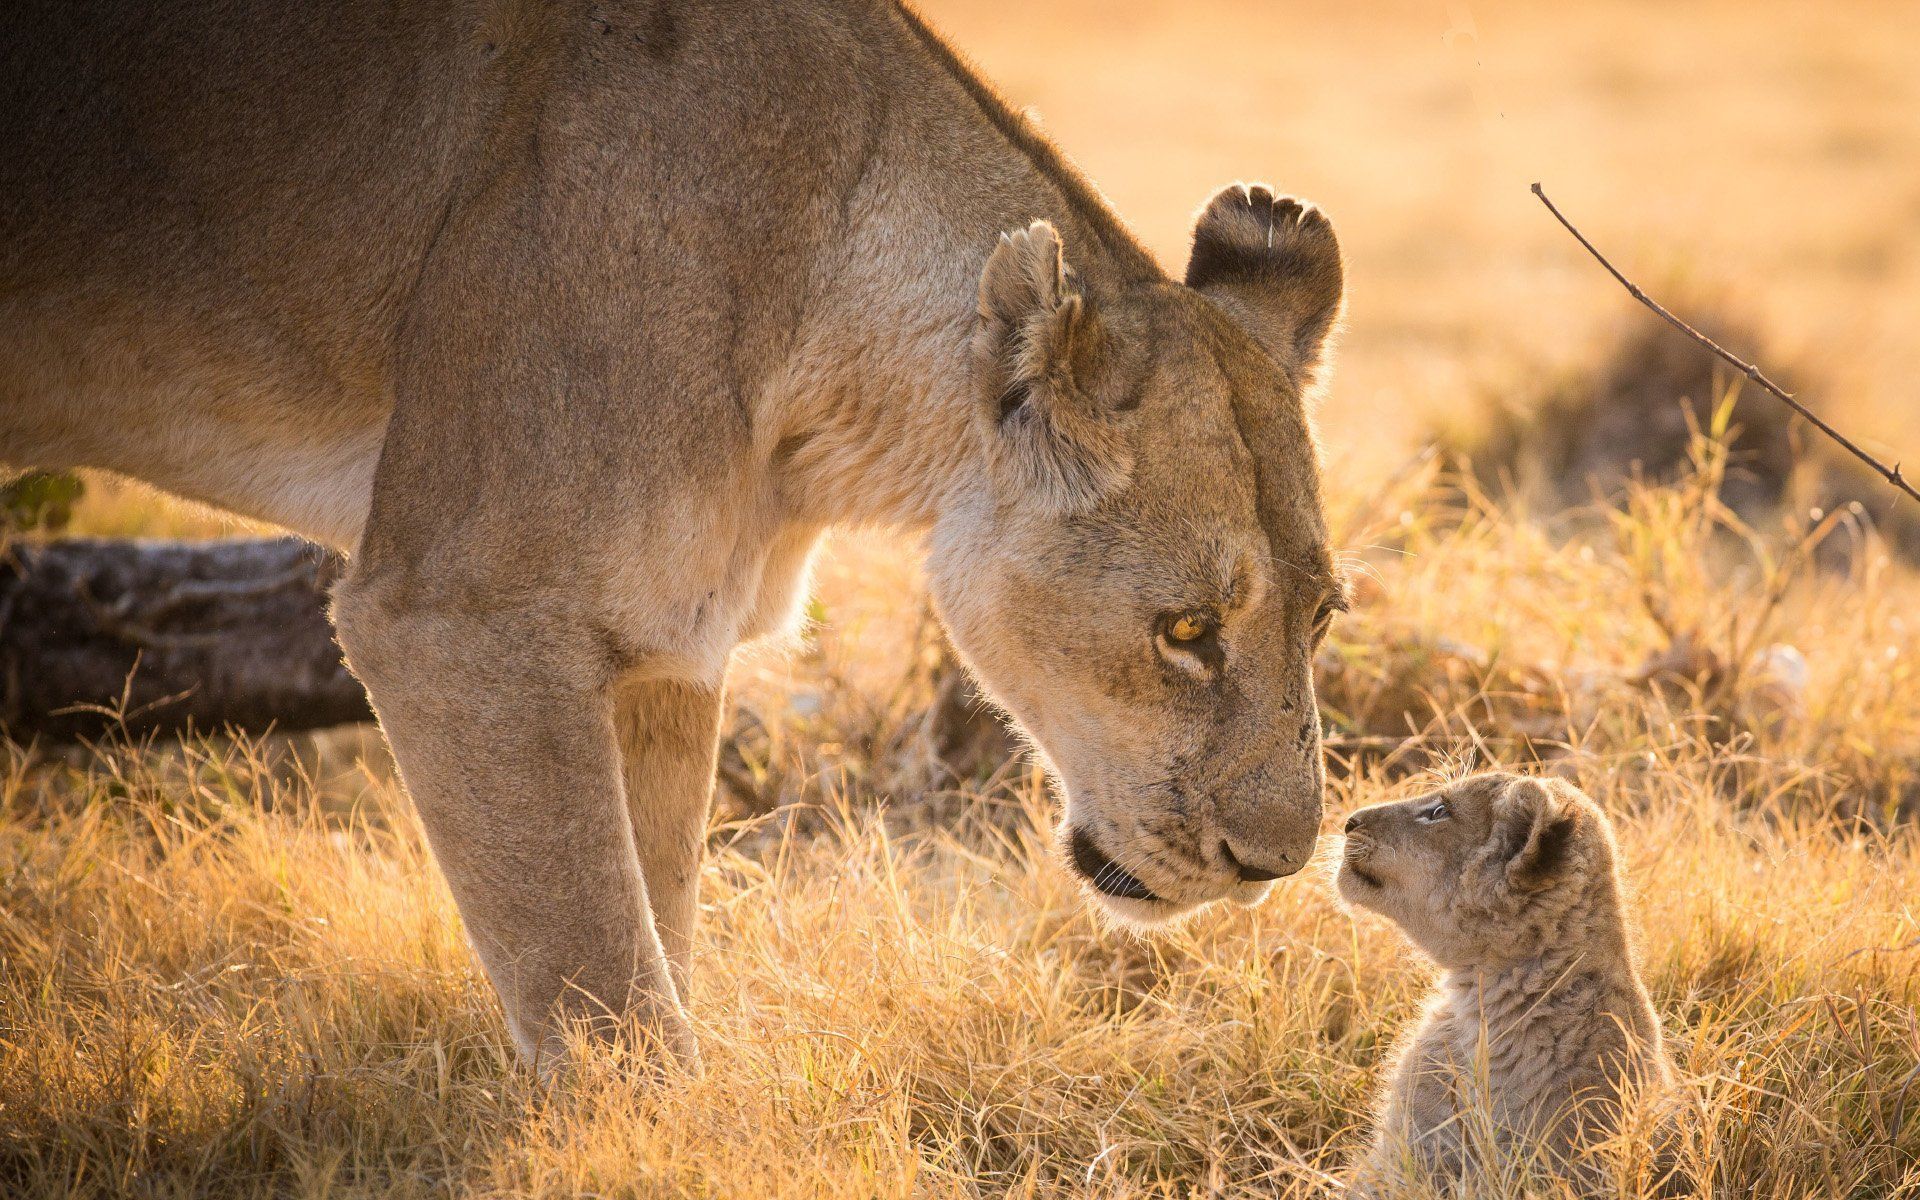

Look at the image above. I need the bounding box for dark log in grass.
[0,538,370,742]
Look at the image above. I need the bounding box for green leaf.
[2,470,86,533]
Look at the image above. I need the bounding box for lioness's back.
[0,0,473,367]
[2,0,481,515]
[0,0,966,540]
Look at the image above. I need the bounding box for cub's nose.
[1344,811,1367,834]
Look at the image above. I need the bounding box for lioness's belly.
[0,295,391,550]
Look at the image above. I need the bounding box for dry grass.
[1428,309,1920,568]
[8,0,1920,1194]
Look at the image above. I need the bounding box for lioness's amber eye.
[1312,592,1349,646]
[1167,613,1210,643]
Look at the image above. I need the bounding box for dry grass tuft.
[1433,304,1920,567]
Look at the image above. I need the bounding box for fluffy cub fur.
[1337,773,1674,1195]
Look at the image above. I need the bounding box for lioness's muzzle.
[1068,826,1158,901]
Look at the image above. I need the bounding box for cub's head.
[1337,773,1619,968]
[926,185,1345,924]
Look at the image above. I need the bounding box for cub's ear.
[974,220,1130,514]
[1490,777,1579,893]
[1185,184,1344,382]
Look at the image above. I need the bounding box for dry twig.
[1532,182,1919,508]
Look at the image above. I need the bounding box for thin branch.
[1531,182,1919,508]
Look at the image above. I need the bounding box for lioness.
[1338,774,1675,1195]
[2,0,1347,1068]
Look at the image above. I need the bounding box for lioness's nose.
[1219,838,1299,882]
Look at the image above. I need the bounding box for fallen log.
[0,538,370,742]
[0,539,1021,775]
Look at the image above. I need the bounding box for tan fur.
[2,1,1345,1067]
[1337,774,1676,1195]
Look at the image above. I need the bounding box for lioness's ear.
[974,221,1130,513]
[1185,184,1344,382]
[1491,778,1578,892]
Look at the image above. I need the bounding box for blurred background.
[934,0,1920,473]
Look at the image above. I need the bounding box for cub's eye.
[1167,613,1212,643]
[1417,801,1452,823]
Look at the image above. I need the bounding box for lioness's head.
[926,185,1345,924]
[1337,773,1618,968]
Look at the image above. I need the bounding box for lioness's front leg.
[615,679,726,1002]
[333,584,695,1069]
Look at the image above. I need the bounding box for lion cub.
[1337,773,1673,1194]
